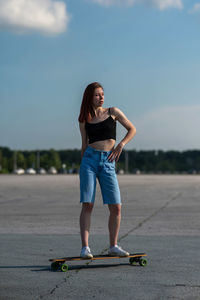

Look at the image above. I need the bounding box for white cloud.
[90,0,135,6]
[0,0,70,35]
[130,105,200,150]
[189,3,200,14]
[89,0,183,10]
[149,0,183,10]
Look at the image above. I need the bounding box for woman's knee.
[81,203,94,214]
[108,204,121,216]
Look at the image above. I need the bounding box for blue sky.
[1,0,200,151]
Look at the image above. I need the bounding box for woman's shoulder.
[109,107,122,120]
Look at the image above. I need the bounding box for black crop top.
[85,109,116,144]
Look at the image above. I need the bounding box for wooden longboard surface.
[49,253,147,263]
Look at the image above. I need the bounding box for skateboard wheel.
[51,262,60,271]
[61,263,69,272]
[139,258,147,267]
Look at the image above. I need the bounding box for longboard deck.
[49,253,146,263]
[49,253,147,272]
[49,253,147,271]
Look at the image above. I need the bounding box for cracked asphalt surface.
[0,174,200,300]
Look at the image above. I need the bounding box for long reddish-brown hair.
[78,82,104,123]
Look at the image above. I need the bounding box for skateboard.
[49,253,147,272]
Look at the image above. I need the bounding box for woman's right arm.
[79,122,88,158]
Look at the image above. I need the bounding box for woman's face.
[92,87,104,108]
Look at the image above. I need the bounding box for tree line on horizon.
[0,146,200,174]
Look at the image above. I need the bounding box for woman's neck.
[93,107,105,118]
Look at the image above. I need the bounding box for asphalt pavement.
[0,174,200,300]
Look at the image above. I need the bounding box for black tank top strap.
[108,107,111,115]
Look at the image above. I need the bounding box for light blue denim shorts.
[79,146,121,205]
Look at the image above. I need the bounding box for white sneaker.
[108,245,129,257]
[80,246,93,258]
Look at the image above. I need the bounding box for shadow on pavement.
[0,262,142,272]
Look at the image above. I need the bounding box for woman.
[78,82,136,258]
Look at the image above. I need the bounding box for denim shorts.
[79,146,121,205]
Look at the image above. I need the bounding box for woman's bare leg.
[108,204,121,247]
[79,203,94,247]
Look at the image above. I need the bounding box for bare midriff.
[88,139,115,151]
